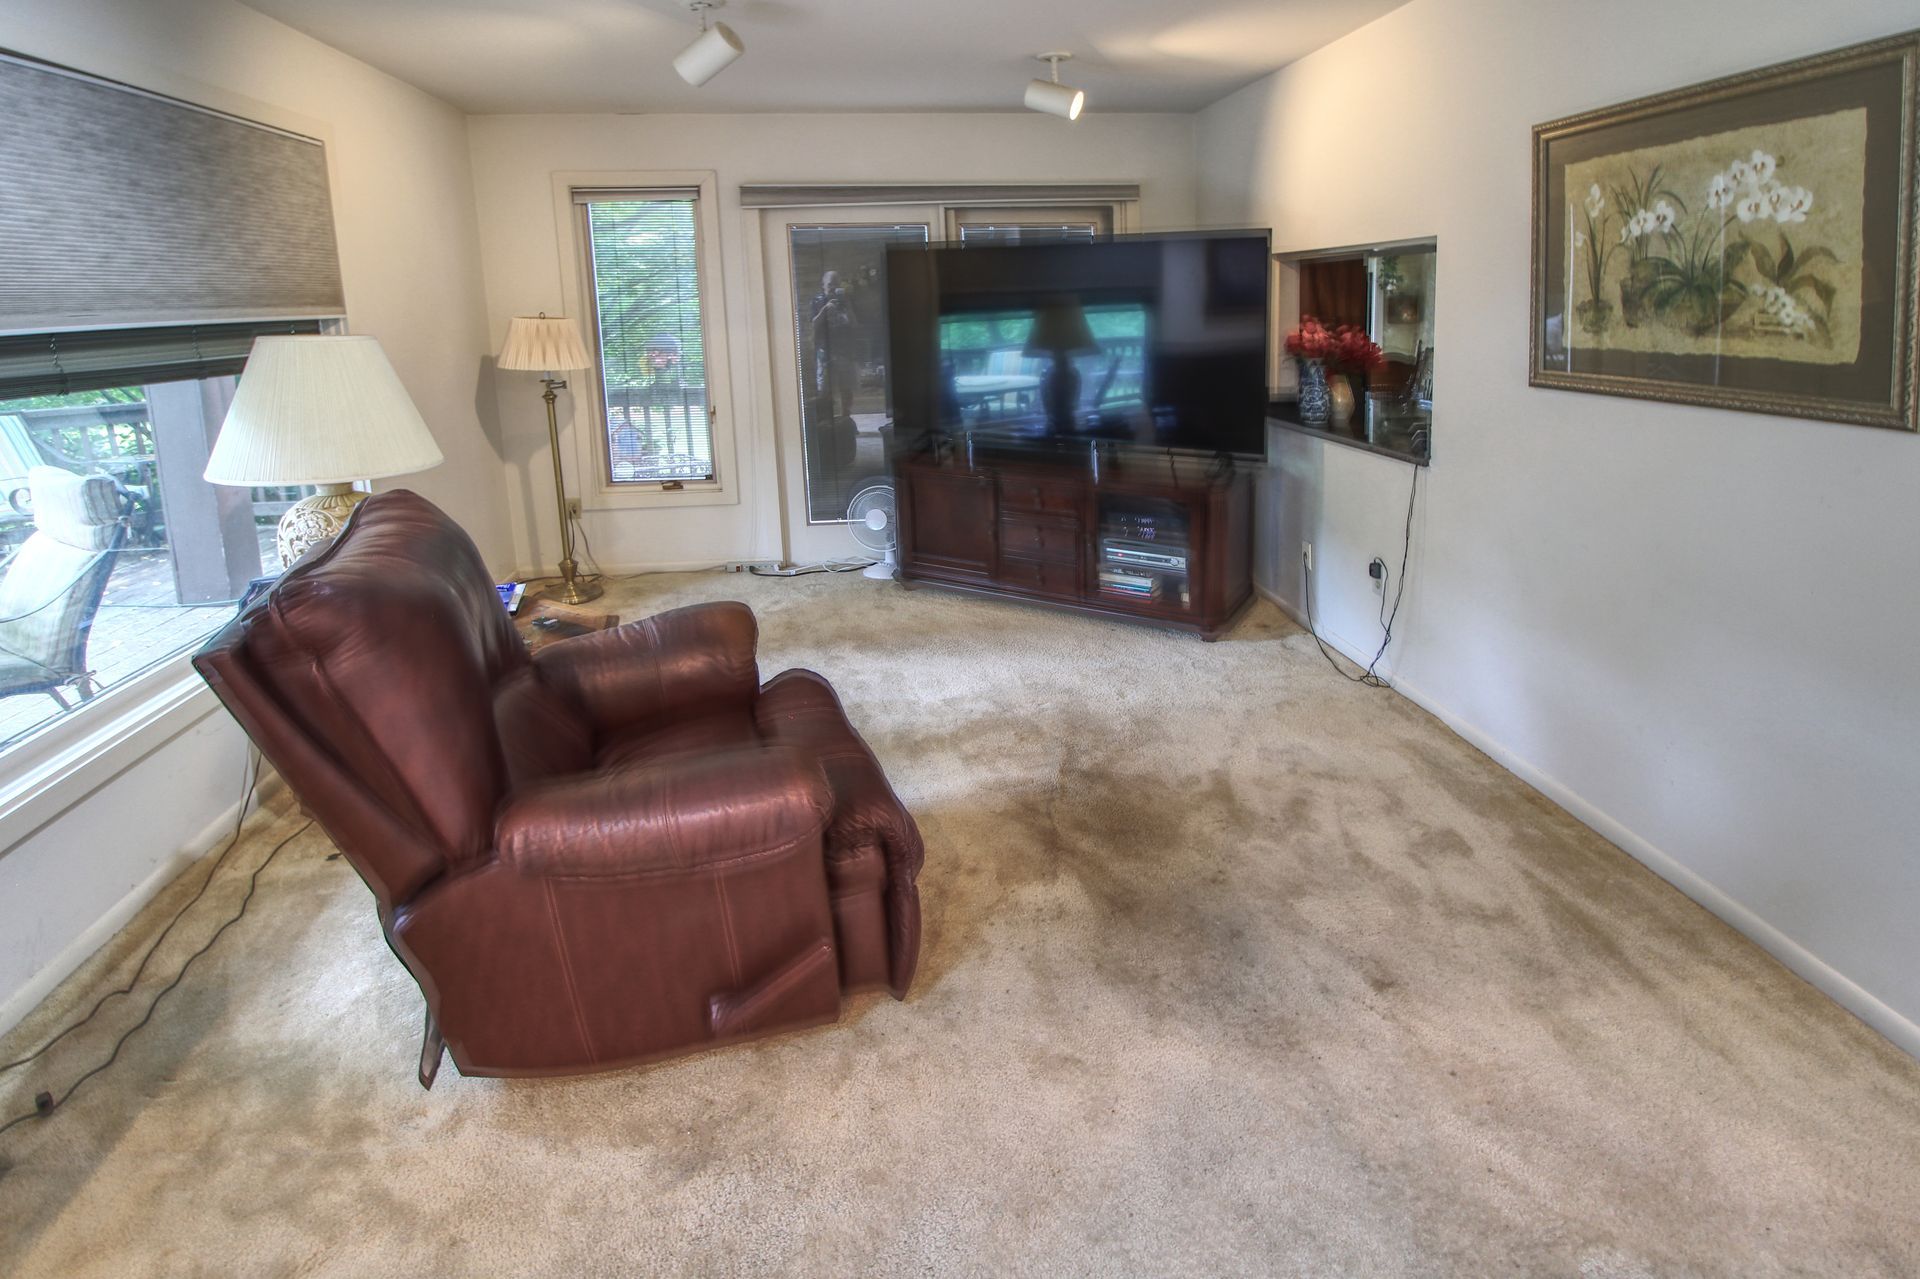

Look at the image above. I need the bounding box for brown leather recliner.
[193,490,922,1082]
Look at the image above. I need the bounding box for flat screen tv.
[885,231,1271,458]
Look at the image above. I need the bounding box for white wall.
[467,112,1200,574]
[0,712,259,1033]
[1,0,510,568]
[1199,0,1920,1049]
[0,0,506,1029]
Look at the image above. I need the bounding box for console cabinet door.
[900,468,995,581]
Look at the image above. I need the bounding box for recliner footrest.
[708,938,838,1038]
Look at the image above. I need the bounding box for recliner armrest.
[533,601,759,735]
[497,745,831,879]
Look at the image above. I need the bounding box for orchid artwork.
[1532,31,1917,432]
[1563,117,1863,358]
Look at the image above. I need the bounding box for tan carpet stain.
[1,571,1916,1276]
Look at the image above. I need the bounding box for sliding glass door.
[763,208,934,565]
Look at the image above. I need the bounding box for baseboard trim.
[0,771,285,1038]
[515,560,733,580]
[1257,581,1376,673]
[1252,582,1920,1060]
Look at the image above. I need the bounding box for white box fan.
[847,483,897,580]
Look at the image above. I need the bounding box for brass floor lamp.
[498,314,601,604]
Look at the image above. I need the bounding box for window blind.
[0,51,346,334]
[572,187,702,204]
[0,320,324,398]
[956,224,1103,246]
[737,183,1140,209]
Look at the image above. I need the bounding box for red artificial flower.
[1328,324,1385,373]
[1286,316,1383,372]
[1284,315,1335,360]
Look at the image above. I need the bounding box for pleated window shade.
[0,52,346,340]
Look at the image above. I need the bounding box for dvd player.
[1104,541,1188,572]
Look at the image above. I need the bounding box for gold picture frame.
[1530,31,1919,431]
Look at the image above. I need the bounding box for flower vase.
[1328,373,1356,424]
[1297,358,1330,426]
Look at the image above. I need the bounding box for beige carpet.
[2,570,1917,1276]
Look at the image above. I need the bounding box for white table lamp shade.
[498,315,594,373]
[204,335,443,486]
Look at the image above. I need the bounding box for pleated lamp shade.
[1023,299,1098,356]
[498,315,594,373]
[204,335,444,486]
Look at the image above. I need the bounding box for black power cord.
[568,511,646,585]
[1301,464,1420,689]
[0,749,260,1079]
[0,770,314,1145]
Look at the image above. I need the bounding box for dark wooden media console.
[894,446,1254,640]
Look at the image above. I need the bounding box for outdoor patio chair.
[0,467,129,709]
[0,413,47,564]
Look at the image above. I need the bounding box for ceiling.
[236,0,1409,115]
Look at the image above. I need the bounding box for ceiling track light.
[1025,52,1085,121]
[674,0,744,87]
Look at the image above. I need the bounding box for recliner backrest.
[195,490,532,906]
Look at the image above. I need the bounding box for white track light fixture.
[1025,52,1085,120]
[674,1,744,87]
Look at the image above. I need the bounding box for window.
[1274,240,1435,465]
[0,379,310,754]
[579,192,715,486]
[0,52,346,779]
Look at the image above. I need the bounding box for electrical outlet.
[1369,557,1387,593]
[1301,541,1314,571]
[565,498,582,521]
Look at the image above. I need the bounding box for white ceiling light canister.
[673,0,744,87]
[1024,52,1085,120]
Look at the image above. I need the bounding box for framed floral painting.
[1530,31,1919,431]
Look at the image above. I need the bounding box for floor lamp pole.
[540,376,601,604]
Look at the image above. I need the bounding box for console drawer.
[996,555,1082,597]
[998,477,1080,516]
[998,515,1080,563]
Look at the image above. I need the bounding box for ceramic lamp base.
[276,483,367,566]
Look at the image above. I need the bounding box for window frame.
[0,654,220,852]
[553,171,739,512]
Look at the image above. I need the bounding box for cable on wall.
[748,560,870,578]
[1301,463,1420,689]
